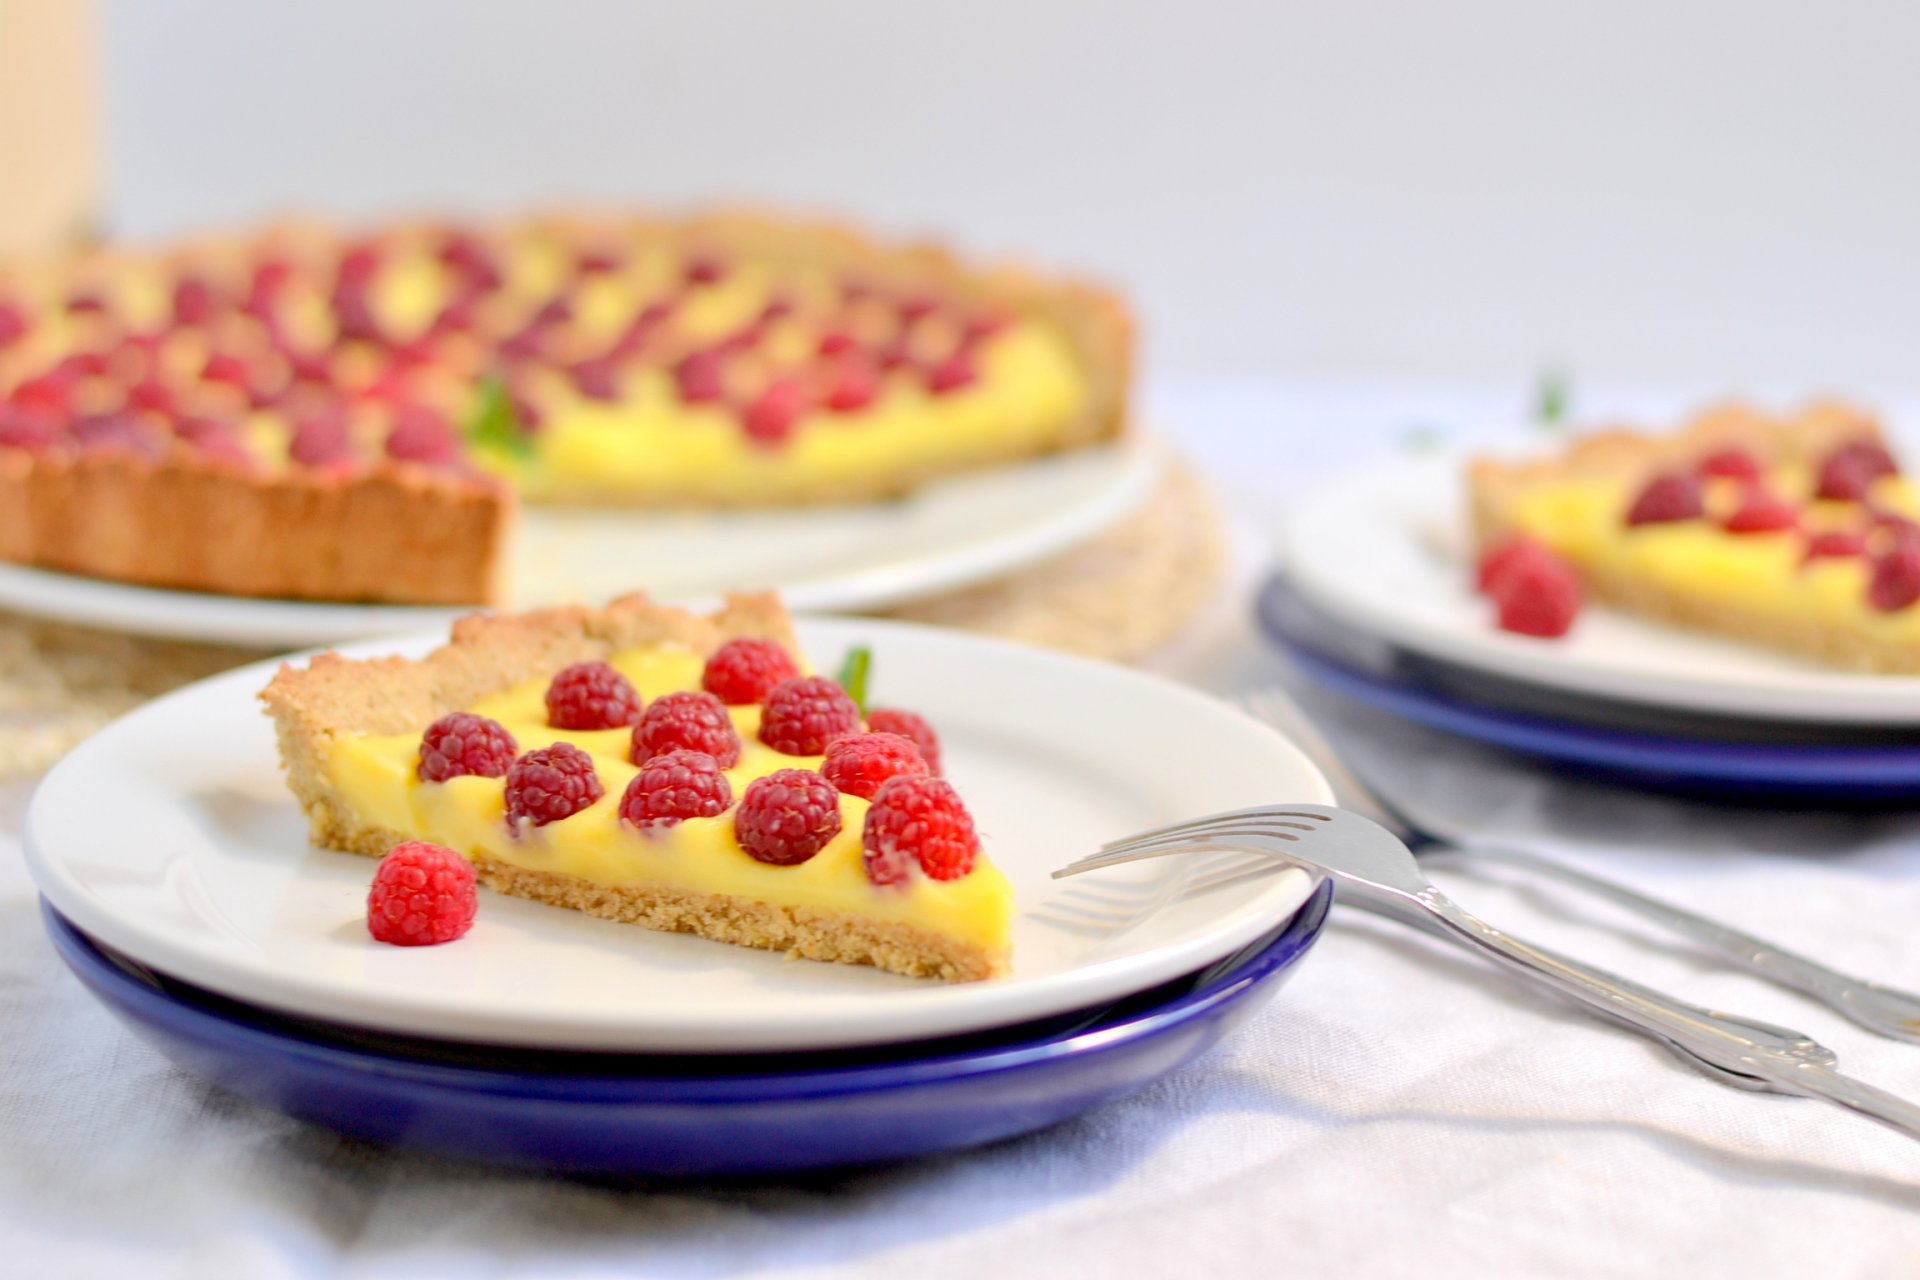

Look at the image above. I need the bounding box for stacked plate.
[27,616,1332,1175]
[1263,456,1920,801]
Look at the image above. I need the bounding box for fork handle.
[1433,843,1920,1045]
[1405,893,1920,1143]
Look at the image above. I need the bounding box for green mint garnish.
[1536,368,1571,430]
[837,646,872,715]
[464,373,534,461]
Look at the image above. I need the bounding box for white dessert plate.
[0,435,1159,648]
[1281,455,1920,725]
[25,615,1328,1053]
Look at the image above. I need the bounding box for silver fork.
[1242,684,1920,1043]
[1057,805,1920,1144]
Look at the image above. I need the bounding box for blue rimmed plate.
[43,882,1332,1176]
[1259,575,1920,802]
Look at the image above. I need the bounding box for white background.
[97,0,1920,397]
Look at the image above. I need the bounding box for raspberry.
[1696,447,1762,480]
[759,675,862,756]
[742,376,807,447]
[675,349,727,403]
[1816,440,1900,501]
[1475,535,1556,594]
[817,329,856,358]
[1624,471,1705,526]
[385,404,461,466]
[1804,530,1869,563]
[702,637,802,705]
[174,417,254,467]
[631,690,741,768]
[866,707,943,775]
[1869,544,1920,612]
[619,748,734,834]
[822,358,879,413]
[925,350,978,395]
[862,775,979,885]
[0,301,27,348]
[366,841,477,946]
[289,407,353,468]
[418,711,519,782]
[545,661,643,730]
[0,404,60,452]
[1486,546,1582,638]
[1723,487,1800,534]
[735,768,843,865]
[684,253,730,287]
[504,742,605,828]
[171,275,219,327]
[822,731,930,800]
[570,357,623,402]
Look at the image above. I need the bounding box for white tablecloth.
[7,380,1920,1279]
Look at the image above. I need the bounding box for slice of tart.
[1468,401,1920,671]
[0,209,1130,604]
[260,592,1012,981]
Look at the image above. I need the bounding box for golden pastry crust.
[258,592,1006,981]
[1466,400,1920,673]
[0,446,511,605]
[0,207,1133,600]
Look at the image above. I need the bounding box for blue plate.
[43,883,1332,1176]
[1258,574,1920,802]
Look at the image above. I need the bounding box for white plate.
[1282,456,1920,725]
[0,437,1159,648]
[25,616,1328,1052]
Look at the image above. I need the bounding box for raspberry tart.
[259,592,1012,981]
[0,210,1130,604]
[1467,401,1920,671]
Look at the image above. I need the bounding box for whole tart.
[260,591,1012,982]
[1468,401,1920,672]
[0,210,1132,604]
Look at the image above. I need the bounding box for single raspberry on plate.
[822,731,930,800]
[1723,487,1800,534]
[1816,440,1900,501]
[366,841,477,946]
[1803,530,1869,563]
[1624,471,1705,526]
[1475,535,1555,594]
[702,637,802,705]
[865,707,943,775]
[631,690,741,769]
[1485,546,1582,638]
[545,661,643,730]
[619,748,734,834]
[862,775,980,885]
[1696,447,1762,480]
[759,675,863,756]
[418,711,520,782]
[735,768,843,865]
[1869,544,1920,612]
[504,742,605,828]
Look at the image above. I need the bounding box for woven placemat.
[0,458,1226,778]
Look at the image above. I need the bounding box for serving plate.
[1280,455,1920,725]
[27,615,1329,1052]
[44,884,1332,1174]
[0,436,1158,646]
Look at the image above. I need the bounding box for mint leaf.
[464,373,534,460]
[1536,368,1571,430]
[837,646,872,715]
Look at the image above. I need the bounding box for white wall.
[97,0,1920,394]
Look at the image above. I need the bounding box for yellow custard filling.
[321,644,1014,953]
[508,321,1089,503]
[1505,471,1920,639]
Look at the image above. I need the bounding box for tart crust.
[259,591,1004,982]
[1467,400,1920,672]
[2,208,1133,604]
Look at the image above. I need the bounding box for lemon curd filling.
[1505,471,1920,639]
[493,321,1089,503]
[321,644,1015,954]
